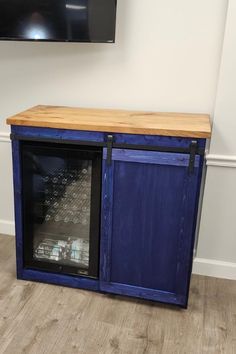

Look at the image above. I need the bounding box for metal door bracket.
[107,135,113,165]
[188,140,198,174]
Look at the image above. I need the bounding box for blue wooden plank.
[22,269,99,291]
[111,160,190,292]
[99,152,114,282]
[100,281,186,307]
[11,126,207,151]
[12,140,24,278]
[173,166,201,305]
[175,155,205,307]
[11,126,105,143]
[114,133,206,149]
[100,148,201,306]
[104,148,200,167]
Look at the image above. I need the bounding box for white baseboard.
[193,257,236,280]
[0,220,15,236]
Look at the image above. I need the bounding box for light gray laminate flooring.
[0,234,235,354]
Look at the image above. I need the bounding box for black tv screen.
[0,0,117,43]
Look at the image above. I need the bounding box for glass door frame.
[21,140,102,279]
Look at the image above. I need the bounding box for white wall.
[0,0,228,127]
[0,0,231,277]
[0,137,14,234]
[209,0,236,157]
[193,0,236,280]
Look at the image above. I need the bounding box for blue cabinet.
[100,148,202,307]
[10,125,205,308]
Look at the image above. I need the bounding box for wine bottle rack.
[42,166,91,225]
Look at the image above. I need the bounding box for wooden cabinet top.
[7,105,211,138]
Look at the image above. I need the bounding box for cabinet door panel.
[100,148,202,306]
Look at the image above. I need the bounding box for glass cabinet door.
[21,141,101,278]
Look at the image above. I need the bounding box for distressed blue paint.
[100,148,201,306]
[12,140,24,278]
[100,282,186,307]
[10,124,206,307]
[22,269,99,291]
[11,126,105,143]
[173,163,202,306]
[114,133,206,149]
[104,148,200,167]
[11,126,207,151]
[99,152,114,282]
[181,155,205,307]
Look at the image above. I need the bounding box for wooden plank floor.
[0,234,235,354]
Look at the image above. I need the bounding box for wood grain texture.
[100,149,201,306]
[10,126,205,307]
[11,125,105,143]
[7,105,211,138]
[21,269,100,291]
[103,148,200,167]
[11,125,207,150]
[0,234,236,354]
[114,133,207,149]
[11,140,24,279]
[100,158,114,283]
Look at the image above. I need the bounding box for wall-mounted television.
[0,0,117,43]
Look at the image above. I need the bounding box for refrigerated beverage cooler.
[21,141,102,278]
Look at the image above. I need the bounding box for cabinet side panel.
[175,156,204,306]
[12,140,24,278]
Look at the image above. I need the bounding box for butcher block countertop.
[6,105,211,138]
